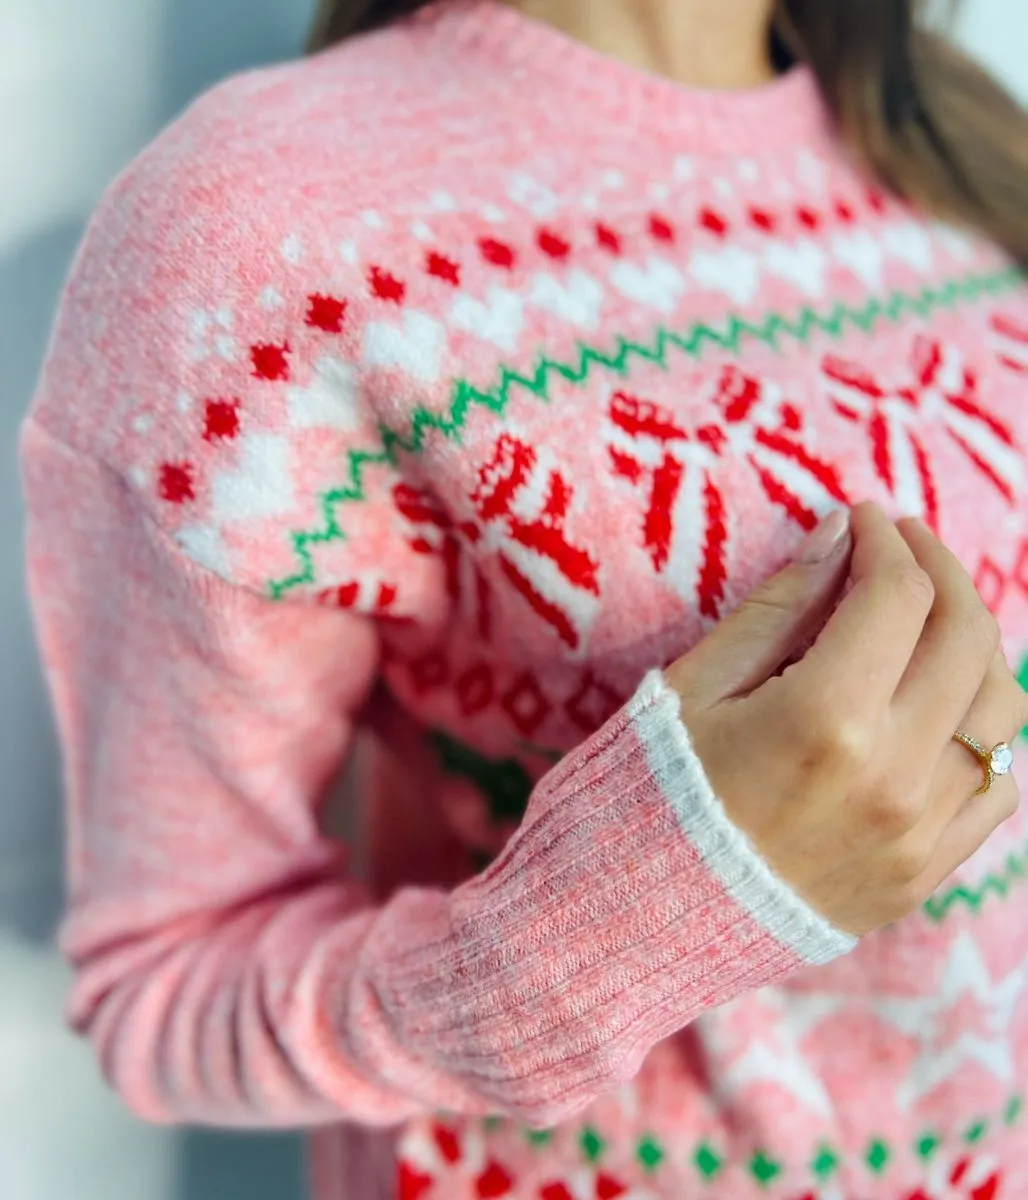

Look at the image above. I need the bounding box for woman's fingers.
[670,508,852,704]
[913,775,1020,904]
[909,647,1027,845]
[794,503,934,714]
[670,502,1024,939]
[892,517,1001,753]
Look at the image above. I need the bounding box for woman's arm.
[22,420,850,1131]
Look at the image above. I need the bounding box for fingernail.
[796,510,850,564]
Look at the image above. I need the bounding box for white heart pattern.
[689,245,760,305]
[363,309,447,383]
[609,256,686,314]
[764,238,827,297]
[450,287,525,353]
[831,228,885,290]
[287,355,362,431]
[529,269,605,331]
[882,220,935,273]
[210,432,296,523]
[176,522,230,578]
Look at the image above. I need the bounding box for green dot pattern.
[580,1126,606,1164]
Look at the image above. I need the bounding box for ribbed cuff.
[378,671,855,1125]
[630,670,857,966]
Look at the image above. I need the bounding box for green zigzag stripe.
[269,266,1022,599]
[923,840,1028,923]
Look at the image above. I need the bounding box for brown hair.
[308,1,1028,266]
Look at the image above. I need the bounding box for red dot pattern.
[306,293,348,333]
[202,398,241,443]
[250,341,290,381]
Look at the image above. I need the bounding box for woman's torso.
[327,164,1028,1198]
[94,18,1028,1194]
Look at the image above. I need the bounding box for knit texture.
[21,2,1028,1197]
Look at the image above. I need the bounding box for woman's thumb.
[669,509,852,703]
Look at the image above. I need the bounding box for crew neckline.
[415,0,835,152]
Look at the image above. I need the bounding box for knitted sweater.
[22,2,1028,1198]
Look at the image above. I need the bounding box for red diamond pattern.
[457,663,496,716]
[566,672,623,734]
[502,673,552,737]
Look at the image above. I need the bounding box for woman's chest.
[378,294,1028,754]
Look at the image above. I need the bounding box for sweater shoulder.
[104,22,478,244]
[29,20,503,449]
[27,33,467,601]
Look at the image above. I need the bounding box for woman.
[22,0,1028,1196]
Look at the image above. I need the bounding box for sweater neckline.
[415,0,835,153]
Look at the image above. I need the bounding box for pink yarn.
[22,2,1028,1196]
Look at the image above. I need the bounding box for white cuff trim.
[629,671,857,966]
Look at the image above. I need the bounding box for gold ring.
[952,732,1014,796]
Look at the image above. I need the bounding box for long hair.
[308,0,1028,266]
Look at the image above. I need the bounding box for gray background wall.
[0,2,1023,1198]
[1,5,315,1196]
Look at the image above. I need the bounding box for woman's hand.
[666,502,1028,937]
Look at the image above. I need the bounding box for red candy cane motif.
[607,389,727,619]
[823,336,1023,529]
[393,434,601,653]
[607,367,846,620]
[393,482,493,640]
[468,433,601,651]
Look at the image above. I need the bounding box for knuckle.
[862,787,922,839]
[889,564,936,613]
[804,714,874,771]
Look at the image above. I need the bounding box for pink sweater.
[22,2,1028,1197]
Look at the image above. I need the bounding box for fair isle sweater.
[22,2,1028,1198]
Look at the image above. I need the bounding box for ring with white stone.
[952,732,1015,796]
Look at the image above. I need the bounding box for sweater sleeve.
[22,417,854,1132]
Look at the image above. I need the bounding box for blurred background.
[0,1,1024,1197]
